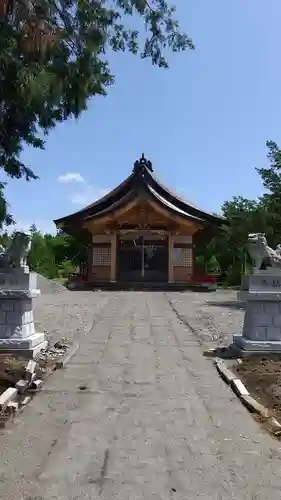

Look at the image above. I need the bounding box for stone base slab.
[239,291,281,301]
[0,340,48,359]
[0,332,45,349]
[233,334,281,356]
[0,269,37,291]
[0,289,40,299]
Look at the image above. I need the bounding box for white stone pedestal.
[0,266,47,358]
[233,271,281,356]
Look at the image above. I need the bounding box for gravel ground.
[166,289,245,350]
[33,289,114,345]
[36,274,67,295]
[1,291,281,500]
[32,286,246,350]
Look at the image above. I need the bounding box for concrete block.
[0,332,45,349]
[0,290,40,299]
[0,387,18,410]
[267,327,281,341]
[231,378,249,396]
[10,323,35,338]
[243,326,268,342]
[25,360,37,382]
[243,273,281,292]
[273,315,281,328]
[0,311,6,324]
[251,313,273,327]
[271,417,281,431]
[0,340,48,359]
[14,300,33,313]
[7,401,19,413]
[233,334,281,355]
[21,396,31,405]
[30,379,43,390]
[0,269,37,291]
[0,326,11,338]
[1,301,15,312]
[0,268,44,358]
[15,379,29,394]
[56,342,79,369]
[215,360,236,383]
[6,310,33,326]
[240,394,269,418]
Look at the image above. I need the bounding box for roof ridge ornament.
[133,153,153,173]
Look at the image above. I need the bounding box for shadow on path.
[206,300,245,311]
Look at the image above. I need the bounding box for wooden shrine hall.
[54,155,225,287]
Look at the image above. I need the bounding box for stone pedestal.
[0,266,48,358]
[233,271,281,355]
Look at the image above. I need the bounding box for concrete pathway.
[1,292,281,500]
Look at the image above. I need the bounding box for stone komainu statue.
[0,231,32,268]
[247,233,281,271]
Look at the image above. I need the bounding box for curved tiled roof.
[54,155,226,229]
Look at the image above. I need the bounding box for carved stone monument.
[233,233,281,355]
[0,231,48,358]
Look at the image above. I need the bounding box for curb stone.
[25,360,37,382]
[231,378,249,397]
[16,379,30,394]
[240,394,269,418]
[215,359,236,383]
[0,387,18,410]
[55,342,79,369]
[214,359,270,420]
[7,401,19,413]
[29,379,43,391]
[0,342,79,427]
[0,358,44,425]
[270,417,281,435]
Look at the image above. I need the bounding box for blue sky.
[4,0,281,234]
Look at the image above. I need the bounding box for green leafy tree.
[197,197,270,285]
[0,182,13,229]
[0,0,193,226]
[28,229,57,277]
[26,226,88,279]
[258,141,281,205]
[0,229,10,248]
[257,140,281,244]
[58,259,74,278]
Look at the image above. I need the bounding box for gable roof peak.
[133,153,153,174]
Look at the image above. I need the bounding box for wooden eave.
[54,158,226,232]
[83,184,204,226]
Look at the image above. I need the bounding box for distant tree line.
[197,141,281,285]
[0,224,87,282]
[2,140,281,286]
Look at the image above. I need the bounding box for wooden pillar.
[192,242,196,283]
[110,232,117,282]
[87,244,93,282]
[168,232,174,283]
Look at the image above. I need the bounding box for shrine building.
[54,155,225,286]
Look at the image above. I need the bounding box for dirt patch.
[0,349,59,396]
[0,355,27,390]
[234,357,281,422]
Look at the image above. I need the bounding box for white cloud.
[70,186,109,206]
[57,172,85,184]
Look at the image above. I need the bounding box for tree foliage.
[0,0,193,185]
[197,141,281,285]
[1,226,87,281]
[2,141,281,288]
